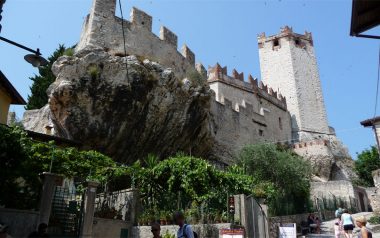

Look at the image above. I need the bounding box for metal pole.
[0,36,41,55]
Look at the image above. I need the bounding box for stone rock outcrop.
[293,136,357,182]
[22,105,53,134]
[35,46,213,163]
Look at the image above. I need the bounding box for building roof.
[350,0,380,38]
[0,70,26,105]
[26,129,82,147]
[360,116,380,127]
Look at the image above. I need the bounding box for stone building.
[258,26,330,142]
[207,63,292,163]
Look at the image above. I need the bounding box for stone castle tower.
[258,26,330,142]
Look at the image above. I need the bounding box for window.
[279,117,283,130]
[295,38,300,45]
[273,39,279,47]
[259,129,264,136]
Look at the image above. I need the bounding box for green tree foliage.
[25,45,72,110]
[237,144,312,215]
[0,125,124,209]
[355,146,380,187]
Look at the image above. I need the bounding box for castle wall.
[311,180,356,203]
[258,27,330,141]
[207,65,292,163]
[76,0,198,79]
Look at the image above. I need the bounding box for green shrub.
[63,48,75,56]
[88,65,100,79]
[368,215,380,224]
[186,70,204,86]
[238,144,312,216]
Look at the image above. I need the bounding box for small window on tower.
[295,38,301,46]
[259,129,264,136]
[273,39,279,47]
[279,117,283,130]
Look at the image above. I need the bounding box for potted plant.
[165,211,173,225]
[162,230,175,238]
[221,211,228,223]
[160,211,167,225]
[215,212,222,223]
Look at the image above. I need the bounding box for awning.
[350,0,380,39]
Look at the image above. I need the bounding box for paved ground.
[305,212,376,238]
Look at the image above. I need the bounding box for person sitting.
[315,217,321,234]
[28,223,49,238]
[355,216,372,238]
[307,214,317,233]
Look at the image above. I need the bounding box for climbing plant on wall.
[0,124,124,209]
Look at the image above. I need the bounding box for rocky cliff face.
[36,46,213,163]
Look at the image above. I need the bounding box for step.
[306,233,335,238]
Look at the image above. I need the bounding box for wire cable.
[118,0,129,78]
[373,43,380,118]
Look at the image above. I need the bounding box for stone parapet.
[208,63,287,110]
[76,0,203,79]
[258,25,313,46]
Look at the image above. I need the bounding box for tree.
[237,143,312,215]
[355,146,380,187]
[25,45,73,110]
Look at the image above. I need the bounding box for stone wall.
[208,64,292,163]
[93,217,131,238]
[131,223,231,238]
[369,169,380,213]
[366,187,380,213]
[268,212,335,238]
[76,0,199,79]
[95,189,140,224]
[258,26,330,141]
[311,180,356,202]
[354,186,370,212]
[0,208,39,238]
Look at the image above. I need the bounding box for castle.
[23,0,364,206]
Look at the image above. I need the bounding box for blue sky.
[1,0,379,158]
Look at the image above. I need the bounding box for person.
[307,214,317,233]
[28,223,49,238]
[341,209,355,238]
[0,224,12,238]
[335,207,343,218]
[173,211,194,238]
[315,217,321,234]
[334,216,343,238]
[151,222,162,238]
[355,216,372,238]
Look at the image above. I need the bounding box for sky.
[1,0,379,158]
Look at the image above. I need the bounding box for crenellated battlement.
[76,0,204,79]
[258,26,313,49]
[207,63,287,110]
[293,139,329,149]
